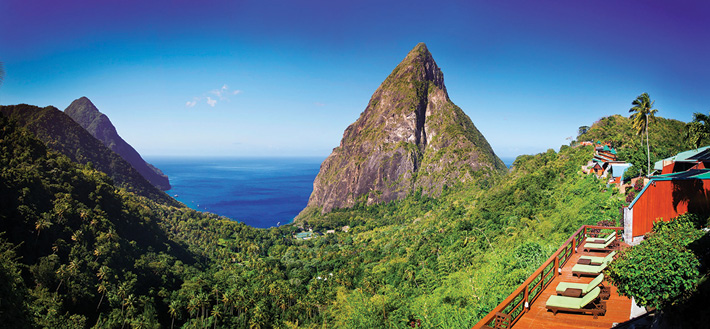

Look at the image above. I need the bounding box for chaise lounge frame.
[546,286,607,319]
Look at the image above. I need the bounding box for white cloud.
[186,84,242,109]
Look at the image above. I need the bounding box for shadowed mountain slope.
[0,104,180,207]
[65,97,171,191]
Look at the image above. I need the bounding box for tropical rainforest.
[0,107,706,329]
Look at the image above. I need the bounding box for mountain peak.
[64,97,172,191]
[301,44,505,215]
[66,96,99,114]
[406,42,429,55]
[385,42,446,94]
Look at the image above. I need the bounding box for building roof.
[686,148,710,162]
[651,168,710,181]
[653,146,710,170]
[609,163,633,178]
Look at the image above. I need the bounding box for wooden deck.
[513,241,632,329]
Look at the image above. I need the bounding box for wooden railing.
[472,225,623,329]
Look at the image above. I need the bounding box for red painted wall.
[632,179,710,236]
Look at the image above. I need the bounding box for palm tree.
[96,281,107,310]
[168,300,180,329]
[629,92,658,176]
[211,306,222,329]
[35,216,52,237]
[685,112,710,149]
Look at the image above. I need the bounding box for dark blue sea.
[147,157,323,228]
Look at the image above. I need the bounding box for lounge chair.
[571,261,609,278]
[578,251,617,266]
[586,232,616,244]
[582,238,617,252]
[546,286,606,318]
[555,274,610,299]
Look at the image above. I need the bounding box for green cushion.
[601,233,616,243]
[584,239,612,249]
[546,287,600,309]
[586,273,604,292]
[579,250,616,264]
[579,255,604,263]
[546,294,582,308]
[555,281,587,293]
[580,286,601,306]
[587,232,614,243]
[572,262,607,274]
[555,274,604,294]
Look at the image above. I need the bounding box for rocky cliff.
[304,43,506,214]
[65,97,171,191]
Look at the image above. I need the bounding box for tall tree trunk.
[97,293,104,310]
[646,116,650,176]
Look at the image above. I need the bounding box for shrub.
[625,191,636,203]
[588,219,616,235]
[605,214,706,310]
[633,178,644,192]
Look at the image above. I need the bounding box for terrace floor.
[513,240,634,329]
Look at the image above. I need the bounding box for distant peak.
[66,97,99,115]
[403,42,433,62]
[411,42,429,54]
[388,42,445,91]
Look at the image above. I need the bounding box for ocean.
[501,157,516,168]
[148,155,517,229]
[147,157,323,228]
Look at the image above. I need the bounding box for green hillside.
[5,107,707,328]
[0,104,180,207]
[578,114,688,177]
[0,109,628,328]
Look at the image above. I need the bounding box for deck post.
[572,235,576,254]
[554,254,559,276]
[523,284,529,313]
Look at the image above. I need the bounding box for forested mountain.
[0,104,180,207]
[303,43,506,215]
[577,114,688,177]
[0,108,627,328]
[64,97,171,191]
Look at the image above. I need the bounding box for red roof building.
[623,169,710,244]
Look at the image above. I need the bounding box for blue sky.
[1,0,708,158]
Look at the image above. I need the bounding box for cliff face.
[64,97,171,191]
[305,43,506,214]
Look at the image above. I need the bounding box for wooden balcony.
[473,225,633,329]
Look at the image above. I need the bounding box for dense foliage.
[0,111,629,328]
[684,112,710,150]
[606,214,709,310]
